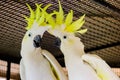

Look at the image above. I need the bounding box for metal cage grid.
[0,0,120,67]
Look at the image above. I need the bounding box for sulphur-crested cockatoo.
[20,4,68,80]
[47,1,120,80]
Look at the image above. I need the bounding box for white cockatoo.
[20,4,68,80]
[47,1,120,80]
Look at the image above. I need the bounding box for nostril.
[33,35,42,48]
[54,37,61,47]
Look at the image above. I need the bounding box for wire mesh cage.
[0,0,120,79]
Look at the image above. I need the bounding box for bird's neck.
[64,49,86,80]
[64,50,84,66]
[63,47,85,58]
[64,48,85,68]
[23,48,45,63]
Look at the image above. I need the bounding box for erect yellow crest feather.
[24,1,87,34]
[24,3,55,30]
[47,1,87,34]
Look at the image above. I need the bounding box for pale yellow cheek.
[68,39,74,45]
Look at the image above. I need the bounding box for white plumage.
[50,28,120,80]
[20,22,67,80]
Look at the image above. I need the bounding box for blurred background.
[0,0,120,79]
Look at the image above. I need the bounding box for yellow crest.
[24,1,87,34]
[23,3,56,30]
[47,0,87,34]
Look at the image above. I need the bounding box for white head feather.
[21,22,50,57]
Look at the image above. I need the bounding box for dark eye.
[63,35,67,39]
[28,33,32,37]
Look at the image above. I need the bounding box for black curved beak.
[33,35,42,48]
[54,37,61,48]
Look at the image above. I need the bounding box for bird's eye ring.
[63,35,67,39]
[28,33,32,37]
